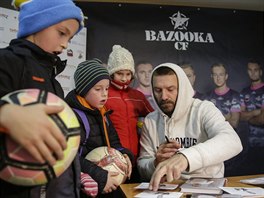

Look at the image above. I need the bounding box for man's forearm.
[249,109,264,125]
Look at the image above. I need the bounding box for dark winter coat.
[65,90,134,194]
[0,39,80,198]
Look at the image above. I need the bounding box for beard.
[158,100,175,117]
[251,77,261,82]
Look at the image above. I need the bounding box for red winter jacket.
[105,83,154,161]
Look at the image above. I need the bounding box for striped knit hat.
[74,59,110,97]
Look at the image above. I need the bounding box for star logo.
[170,11,189,30]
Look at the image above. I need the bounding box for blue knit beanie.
[74,59,110,97]
[12,0,84,38]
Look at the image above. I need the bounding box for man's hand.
[149,153,189,191]
[0,104,66,165]
[155,140,181,166]
[249,109,264,125]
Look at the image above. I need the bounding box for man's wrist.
[177,153,189,171]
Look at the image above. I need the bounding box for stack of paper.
[134,183,181,198]
[240,177,264,186]
[180,178,226,195]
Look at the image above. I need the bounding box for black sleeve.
[75,113,108,193]
[0,51,24,97]
[80,156,108,194]
[0,100,7,107]
[0,100,8,129]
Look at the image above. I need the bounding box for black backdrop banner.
[77,2,263,93]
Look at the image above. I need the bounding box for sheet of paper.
[134,190,182,198]
[220,187,264,196]
[240,177,264,185]
[134,182,178,190]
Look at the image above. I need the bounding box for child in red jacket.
[105,45,154,182]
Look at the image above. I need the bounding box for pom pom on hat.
[13,0,84,38]
[107,45,135,76]
[74,59,110,97]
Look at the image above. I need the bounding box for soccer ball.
[85,146,128,186]
[0,89,80,186]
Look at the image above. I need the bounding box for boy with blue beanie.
[0,0,84,197]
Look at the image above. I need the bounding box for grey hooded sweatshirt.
[137,63,242,181]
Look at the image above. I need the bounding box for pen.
[165,135,170,143]
[165,136,186,152]
[156,136,173,150]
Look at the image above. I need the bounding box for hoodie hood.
[151,63,195,121]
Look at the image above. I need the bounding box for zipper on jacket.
[53,65,57,75]
[53,57,58,75]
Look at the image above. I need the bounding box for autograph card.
[134,182,178,190]
[134,190,182,198]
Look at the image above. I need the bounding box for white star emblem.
[170,11,189,30]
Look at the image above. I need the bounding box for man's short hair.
[135,61,153,72]
[248,59,263,70]
[152,66,175,77]
[179,62,195,74]
[211,63,228,74]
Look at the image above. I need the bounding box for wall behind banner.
[77,2,263,93]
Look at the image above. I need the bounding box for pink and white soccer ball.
[85,146,128,186]
[0,89,80,186]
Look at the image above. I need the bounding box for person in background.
[65,59,133,197]
[239,60,264,174]
[105,45,154,182]
[180,63,204,100]
[205,63,241,129]
[204,63,242,176]
[0,0,84,197]
[135,61,155,108]
[136,63,242,191]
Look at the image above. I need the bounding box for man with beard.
[239,60,264,174]
[137,63,243,191]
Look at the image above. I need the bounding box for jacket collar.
[9,39,66,75]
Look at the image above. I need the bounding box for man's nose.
[161,90,169,100]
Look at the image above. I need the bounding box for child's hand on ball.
[123,154,132,179]
[0,103,66,165]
